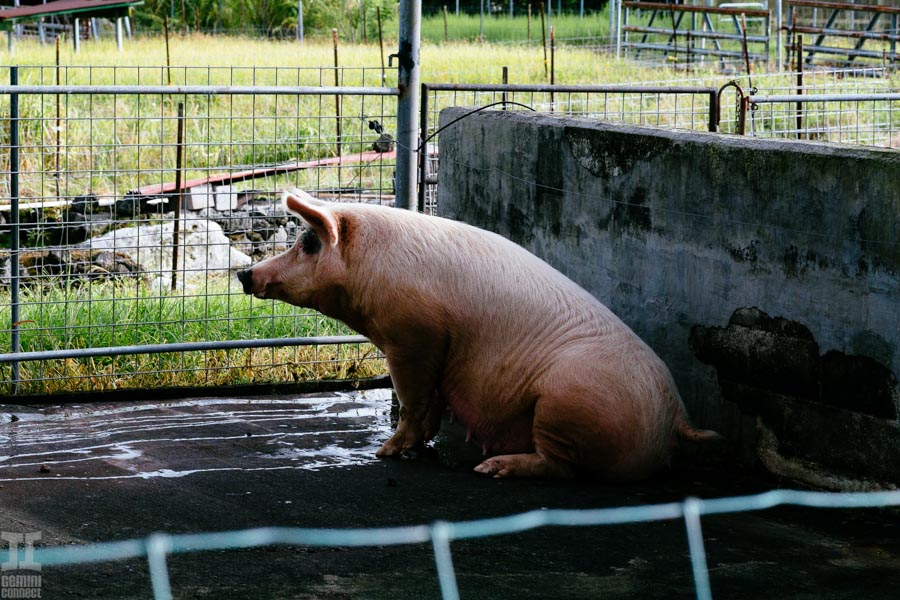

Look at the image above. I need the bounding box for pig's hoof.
[474,457,512,478]
[474,453,575,479]
[376,442,403,458]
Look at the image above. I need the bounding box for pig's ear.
[282,189,339,247]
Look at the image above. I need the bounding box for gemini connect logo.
[1,532,42,599]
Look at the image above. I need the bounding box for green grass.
[414,10,612,44]
[0,277,384,395]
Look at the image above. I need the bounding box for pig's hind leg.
[376,353,445,458]
[473,378,628,479]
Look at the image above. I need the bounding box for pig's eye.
[300,227,322,255]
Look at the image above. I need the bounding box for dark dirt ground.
[1,389,898,599]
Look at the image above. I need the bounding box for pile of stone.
[0,192,303,289]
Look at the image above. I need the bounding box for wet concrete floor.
[1,390,898,599]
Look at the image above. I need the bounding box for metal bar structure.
[786,0,900,68]
[0,62,896,397]
[0,66,399,397]
[418,83,721,215]
[8,66,20,390]
[620,0,770,66]
[394,0,421,210]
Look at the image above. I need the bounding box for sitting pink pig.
[237,190,717,479]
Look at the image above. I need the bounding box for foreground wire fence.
[21,489,900,600]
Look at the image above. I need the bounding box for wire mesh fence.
[0,62,897,396]
[419,82,721,212]
[0,66,398,396]
[22,488,900,600]
[702,66,900,145]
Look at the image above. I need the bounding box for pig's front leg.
[376,350,445,458]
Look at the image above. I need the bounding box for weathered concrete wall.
[437,108,900,489]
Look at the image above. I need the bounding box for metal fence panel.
[0,66,397,396]
[419,82,720,213]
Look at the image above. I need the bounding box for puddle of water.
[0,389,394,482]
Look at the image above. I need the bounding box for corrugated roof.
[0,0,142,21]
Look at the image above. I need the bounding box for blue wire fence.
[25,489,900,600]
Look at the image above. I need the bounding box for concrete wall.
[437,108,900,489]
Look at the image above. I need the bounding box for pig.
[236,189,718,480]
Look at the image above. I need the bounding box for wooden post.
[164,16,172,85]
[443,5,449,43]
[527,3,531,45]
[377,7,385,85]
[333,29,342,158]
[540,3,548,79]
[361,0,367,43]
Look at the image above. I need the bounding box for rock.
[0,249,142,287]
[79,217,251,280]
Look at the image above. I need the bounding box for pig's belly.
[441,390,535,455]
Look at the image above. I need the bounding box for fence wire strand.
[22,489,900,600]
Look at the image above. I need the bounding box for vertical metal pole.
[616,0,623,58]
[394,0,421,211]
[297,0,304,42]
[796,35,803,140]
[55,35,61,201]
[417,83,428,212]
[9,67,20,390]
[891,14,897,60]
[73,18,80,52]
[171,102,185,292]
[776,0,783,71]
[609,0,616,52]
[116,17,123,51]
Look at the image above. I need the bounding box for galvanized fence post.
[418,82,429,213]
[8,66,20,391]
[394,0,421,211]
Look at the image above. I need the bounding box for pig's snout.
[236,269,254,295]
